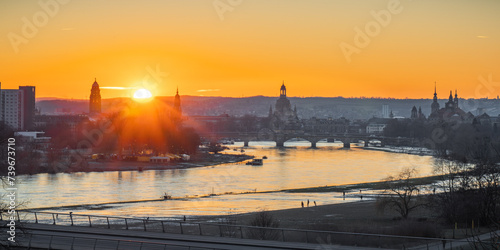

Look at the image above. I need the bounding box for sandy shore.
[190,198,488,245]
[194,200,436,232]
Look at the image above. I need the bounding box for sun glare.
[133,88,153,102]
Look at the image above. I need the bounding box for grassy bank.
[279,174,444,193]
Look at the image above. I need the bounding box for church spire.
[431,82,440,114]
[280,81,286,97]
[433,82,438,101]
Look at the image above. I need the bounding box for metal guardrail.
[14,232,217,250]
[9,210,483,249]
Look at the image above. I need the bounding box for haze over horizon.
[1,0,499,99]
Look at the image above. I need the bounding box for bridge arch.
[279,137,314,148]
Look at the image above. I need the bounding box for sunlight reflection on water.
[19,142,435,217]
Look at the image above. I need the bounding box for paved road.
[7,223,378,250]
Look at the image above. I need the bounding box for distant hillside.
[36,96,500,120]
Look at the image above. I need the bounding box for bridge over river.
[203,130,413,148]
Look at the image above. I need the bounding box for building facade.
[428,88,474,122]
[19,86,36,130]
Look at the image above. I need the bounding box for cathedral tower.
[89,78,101,114]
[274,81,293,119]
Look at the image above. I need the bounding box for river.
[16,142,435,219]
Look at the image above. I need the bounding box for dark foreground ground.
[194,200,491,241]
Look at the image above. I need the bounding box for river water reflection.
[18,142,435,218]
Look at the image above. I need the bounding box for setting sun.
[133,88,153,101]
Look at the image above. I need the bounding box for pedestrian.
[307,199,310,207]
[314,201,317,206]
[301,201,304,208]
[360,195,363,200]
[183,215,186,221]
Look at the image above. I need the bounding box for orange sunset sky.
[1,0,499,99]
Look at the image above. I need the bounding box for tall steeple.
[445,90,455,109]
[89,78,101,114]
[411,106,417,119]
[454,89,458,109]
[431,82,440,114]
[173,87,182,122]
[433,82,437,101]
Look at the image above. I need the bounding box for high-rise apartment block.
[0,83,36,131]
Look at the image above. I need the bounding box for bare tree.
[247,210,281,240]
[380,167,425,219]
[220,209,239,237]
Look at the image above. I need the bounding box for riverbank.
[26,152,253,175]
[83,153,253,173]
[363,145,434,156]
[277,174,443,193]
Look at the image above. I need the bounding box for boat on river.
[246,159,263,166]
